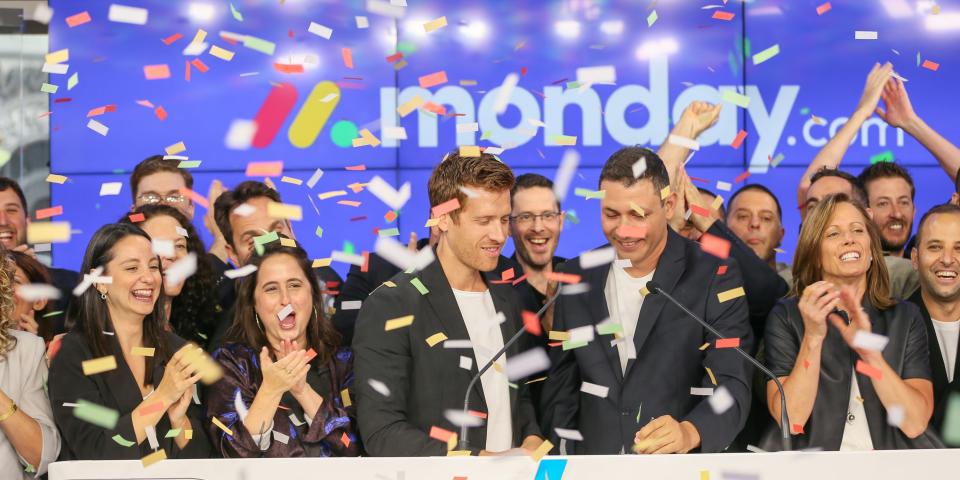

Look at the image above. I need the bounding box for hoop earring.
[255,313,264,332]
[100,292,107,300]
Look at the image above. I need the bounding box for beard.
[515,240,552,272]
[879,234,908,253]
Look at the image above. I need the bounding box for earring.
[313,306,319,321]
[255,312,264,332]
[100,292,106,300]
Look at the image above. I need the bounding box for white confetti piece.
[667,134,700,151]
[691,387,714,396]
[276,304,293,321]
[709,385,735,414]
[306,169,324,188]
[887,404,905,427]
[554,428,584,441]
[308,21,333,39]
[232,203,255,217]
[560,283,590,295]
[852,331,890,352]
[444,409,484,427]
[234,390,249,421]
[30,4,53,24]
[151,239,174,257]
[16,284,62,302]
[42,63,68,74]
[331,251,365,266]
[87,119,109,136]
[163,252,197,288]
[576,65,616,85]
[225,119,257,150]
[341,300,362,310]
[632,158,647,178]
[456,122,479,133]
[459,355,473,370]
[493,73,520,114]
[224,264,257,279]
[145,425,159,450]
[368,379,391,396]
[855,30,878,40]
[367,175,412,211]
[444,339,473,349]
[99,182,122,196]
[382,126,407,140]
[272,430,290,444]
[553,150,579,202]
[716,181,733,192]
[579,247,616,270]
[504,348,550,381]
[355,16,369,28]
[108,4,149,25]
[580,381,609,398]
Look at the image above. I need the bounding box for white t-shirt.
[604,265,655,373]
[931,318,960,382]
[839,369,874,451]
[452,288,513,452]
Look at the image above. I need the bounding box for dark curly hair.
[121,205,217,347]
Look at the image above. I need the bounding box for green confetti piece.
[870,150,894,164]
[243,36,276,56]
[74,399,119,429]
[562,340,589,351]
[752,44,780,65]
[917,51,921,67]
[800,107,810,116]
[165,428,182,438]
[743,37,751,59]
[67,72,79,90]
[40,83,58,94]
[229,3,243,21]
[574,188,605,200]
[42,310,63,318]
[480,130,492,140]
[565,81,581,89]
[24,463,35,473]
[565,210,580,225]
[396,41,417,54]
[597,322,623,335]
[177,160,201,169]
[943,393,960,445]
[635,404,643,424]
[379,227,400,237]
[112,434,135,447]
[315,226,324,237]
[0,149,10,168]
[721,90,750,108]
[727,50,739,77]
[410,277,429,295]
[253,231,279,255]
[343,241,355,255]
[647,10,658,27]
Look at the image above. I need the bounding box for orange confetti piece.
[422,102,447,115]
[66,11,92,27]
[616,224,647,239]
[245,161,283,177]
[384,210,398,222]
[185,60,191,82]
[144,64,171,80]
[191,59,209,73]
[544,272,582,284]
[305,348,317,362]
[856,359,882,380]
[345,164,367,171]
[36,206,63,219]
[717,265,728,275]
[431,198,460,217]
[274,63,304,74]
[700,232,731,259]
[162,33,183,45]
[419,71,449,88]
[341,432,351,448]
[429,426,455,443]
[731,130,747,149]
[128,213,146,223]
[922,59,940,71]
[154,106,168,121]
[337,200,361,207]
[712,11,735,21]
[716,337,740,349]
[791,423,804,434]
[179,188,209,209]
[523,310,542,336]
[734,171,751,183]
[691,204,712,218]
[501,268,515,281]
[138,401,164,416]
[816,2,832,15]
[342,47,354,69]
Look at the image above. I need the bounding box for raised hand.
[798,281,840,341]
[828,288,880,362]
[876,77,917,130]
[678,101,722,138]
[259,346,310,397]
[157,344,204,407]
[279,340,311,396]
[17,313,39,336]
[855,62,894,117]
[166,388,194,427]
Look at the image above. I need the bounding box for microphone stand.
[457,288,563,451]
[647,283,792,451]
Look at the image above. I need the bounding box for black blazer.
[907,289,960,434]
[763,297,942,450]
[353,256,542,456]
[540,229,755,454]
[48,331,212,460]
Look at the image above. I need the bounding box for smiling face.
[865,176,915,253]
[134,171,195,220]
[253,253,313,348]
[438,187,511,273]
[600,178,675,274]
[227,196,294,266]
[913,212,960,304]
[0,188,27,249]
[727,189,785,263]
[97,235,162,322]
[820,202,873,282]
[510,186,563,270]
[140,215,189,297]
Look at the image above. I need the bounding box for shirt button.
[847,413,855,423]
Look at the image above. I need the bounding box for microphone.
[645,281,792,451]
[457,287,563,452]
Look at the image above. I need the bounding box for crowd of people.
[1,65,959,477]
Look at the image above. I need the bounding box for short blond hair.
[428,151,515,222]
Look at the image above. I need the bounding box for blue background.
[48,0,959,276]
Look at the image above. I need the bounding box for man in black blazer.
[540,147,753,454]
[354,151,543,456]
[909,203,960,434]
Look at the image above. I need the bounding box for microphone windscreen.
[645,281,662,294]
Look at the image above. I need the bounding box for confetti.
[46,49,69,64]
[36,206,63,219]
[504,348,551,381]
[424,16,447,33]
[27,222,72,244]
[108,4,149,25]
[852,331,889,352]
[385,315,415,331]
[426,332,448,347]
[752,44,780,65]
[717,287,746,303]
[209,45,235,61]
[716,337,741,349]
[530,439,554,461]
[143,64,170,80]
[712,11,735,21]
[66,11,92,28]
[647,10,658,27]
[308,22,333,39]
[580,381,609,398]
[266,202,302,221]
[722,90,750,108]
[74,400,119,429]
[616,225,647,239]
[709,385,735,414]
[132,347,155,357]
[922,59,940,71]
[165,141,186,155]
[856,359,882,380]
[816,2,832,15]
[700,233,731,259]
[855,31,878,40]
[245,161,283,177]
[342,47,354,69]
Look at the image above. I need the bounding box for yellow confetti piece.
[426,332,448,347]
[190,29,207,46]
[552,135,577,146]
[352,128,381,147]
[209,45,235,61]
[340,388,352,407]
[383,280,397,288]
[640,286,650,297]
[264,177,277,190]
[165,141,186,155]
[459,80,477,86]
[423,16,447,33]
[706,367,717,386]
[397,95,424,117]
[447,450,471,456]
[425,218,440,227]
[279,238,297,247]
[82,355,117,375]
[629,202,646,217]
[27,222,72,243]
[548,330,570,341]
[266,201,302,221]
[280,176,303,185]
[459,146,481,157]
[211,417,233,436]
[660,186,671,200]
[132,347,155,357]
[711,195,724,211]
[141,449,167,467]
[699,342,711,351]
[312,258,332,268]
[185,429,193,440]
[46,48,69,64]
[700,471,710,480]
[385,315,415,331]
[717,287,746,303]
[530,439,553,461]
[318,190,348,200]
[46,174,68,184]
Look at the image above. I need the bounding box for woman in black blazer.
[48,223,212,460]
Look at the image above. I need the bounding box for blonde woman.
[763,193,938,450]
[0,253,60,477]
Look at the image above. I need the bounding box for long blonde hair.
[790,193,894,310]
[0,254,19,359]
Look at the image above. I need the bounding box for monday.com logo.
[252,56,904,170]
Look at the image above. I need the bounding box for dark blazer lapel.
[418,257,487,410]
[910,290,949,396]
[625,230,686,377]
[583,262,623,384]
[104,337,151,417]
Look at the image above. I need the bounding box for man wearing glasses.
[509,174,566,320]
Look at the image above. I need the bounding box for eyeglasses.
[510,211,563,226]
[137,193,187,205]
